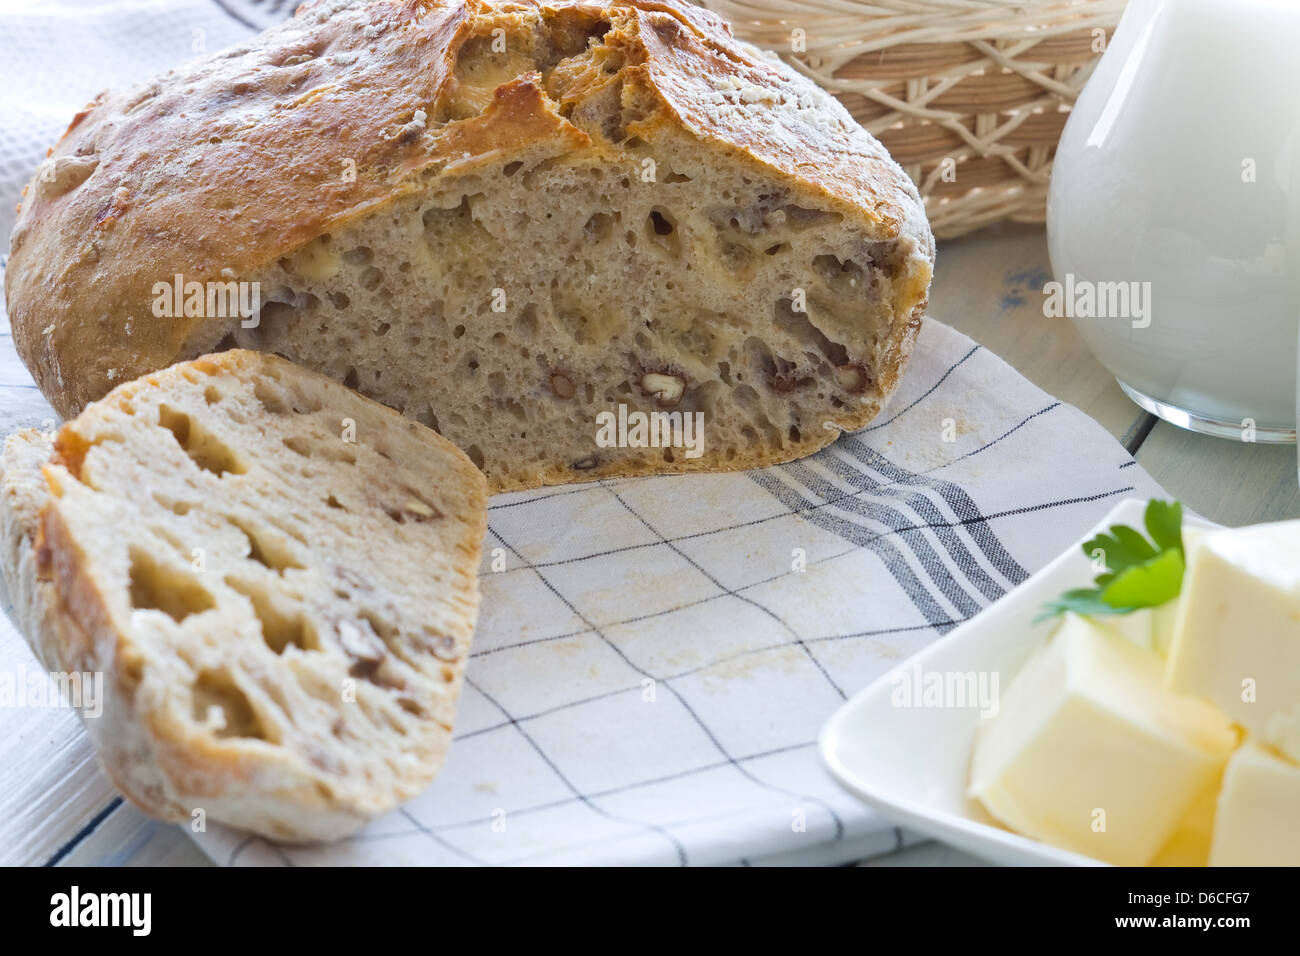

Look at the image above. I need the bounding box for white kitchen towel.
[0,0,1168,866]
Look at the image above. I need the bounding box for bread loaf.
[6,0,933,492]
[0,350,488,841]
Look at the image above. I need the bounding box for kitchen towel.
[0,0,1168,866]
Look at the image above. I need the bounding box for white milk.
[1048,0,1300,439]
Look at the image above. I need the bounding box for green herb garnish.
[1036,500,1185,622]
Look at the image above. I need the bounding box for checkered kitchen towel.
[0,0,1168,866]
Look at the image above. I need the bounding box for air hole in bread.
[342,367,360,390]
[358,608,395,644]
[721,241,753,271]
[158,404,246,475]
[413,407,441,432]
[282,436,310,457]
[286,390,324,415]
[247,302,298,350]
[646,208,679,256]
[342,246,373,266]
[324,495,346,510]
[224,575,319,654]
[128,546,215,622]
[773,299,850,367]
[228,516,304,572]
[813,253,867,295]
[781,204,843,231]
[203,385,222,405]
[191,669,266,739]
[503,161,523,177]
[312,441,357,464]
[253,380,292,415]
[584,212,612,242]
[153,493,192,516]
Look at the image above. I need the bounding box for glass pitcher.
[1047,0,1300,442]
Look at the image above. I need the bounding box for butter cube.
[1166,521,1300,761]
[970,614,1237,865]
[1210,741,1300,866]
[1151,599,1181,659]
[1150,772,1220,867]
[1090,599,1179,658]
[1099,608,1156,652]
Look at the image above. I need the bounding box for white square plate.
[818,499,1217,866]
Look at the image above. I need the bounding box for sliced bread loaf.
[0,350,488,842]
[7,0,934,492]
[1,429,64,673]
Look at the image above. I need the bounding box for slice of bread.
[7,0,934,492]
[1,429,64,673]
[0,350,488,842]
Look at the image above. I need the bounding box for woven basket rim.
[708,0,1128,51]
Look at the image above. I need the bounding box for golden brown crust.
[7,0,930,431]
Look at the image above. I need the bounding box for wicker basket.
[699,0,1127,239]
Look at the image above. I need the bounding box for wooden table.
[5,223,1296,868]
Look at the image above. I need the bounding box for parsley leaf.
[1099,547,1184,609]
[1038,500,1185,622]
[1034,589,1128,623]
[1144,499,1184,554]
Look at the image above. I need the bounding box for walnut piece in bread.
[6,0,934,492]
[0,351,487,842]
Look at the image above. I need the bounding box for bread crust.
[1,430,64,672]
[6,0,933,487]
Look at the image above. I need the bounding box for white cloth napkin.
[0,0,1168,866]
